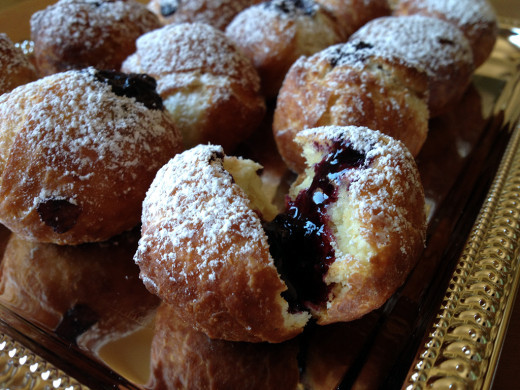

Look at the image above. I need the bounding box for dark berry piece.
[37,198,82,234]
[94,70,164,110]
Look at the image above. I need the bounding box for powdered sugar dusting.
[124,23,260,92]
[136,144,269,284]
[410,0,496,27]
[0,67,180,201]
[350,15,473,78]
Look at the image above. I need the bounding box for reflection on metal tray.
[0,18,520,390]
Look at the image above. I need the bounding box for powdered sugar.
[0,67,180,203]
[136,144,269,284]
[350,15,473,78]
[407,0,497,27]
[31,0,159,47]
[125,23,259,91]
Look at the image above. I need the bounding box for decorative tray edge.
[404,116,520,388]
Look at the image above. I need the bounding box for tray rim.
[403,25,520,389]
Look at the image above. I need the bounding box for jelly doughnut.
[0,68,183,245]
[134,144,309,343]
[225,0,344,99]
[266,125,426,324]
[122,23,265,152]
[395,0,498,68]
[350,15,474,117]
[30,0,161,75]
[273,40,429,173]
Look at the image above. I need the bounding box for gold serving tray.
[0,2,520,390]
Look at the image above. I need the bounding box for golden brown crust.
[0,231,159,353]
[0,34,38,94]
[273,41,429,173]
[30,0,161,75]
[291,126,426,324]
[0,69,183,245]
[134,145,309,343]
[147,0,261,30]
[148,303,300,390]
[395,0,498,68]
[225,0,345,99]
[122,22,266,152]
[315,0,391,37]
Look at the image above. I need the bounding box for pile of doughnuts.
[0,0,499,387]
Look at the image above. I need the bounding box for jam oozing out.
[264,140,368,312]
[37,198,82,234]
[54,303,99,344]
[94,70,164,110]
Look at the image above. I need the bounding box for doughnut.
[264,125,426,324]
[148,302,300,390]
[225,0,345,100]
[394,0,498,68]
[30,0,161,75]
[0,33,38,94]
[0,230,159,353]
[0,68,183,245]
[134,144,309,343]
[350,15,474,117]
[122,23,266,152]
[147,0,261,30]
[314,0,391,38]
[273,40,429,173]
[135,125,425,340]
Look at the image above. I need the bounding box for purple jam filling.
[93,70,164,111]
[265,140,369,312]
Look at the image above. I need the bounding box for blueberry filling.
[55,303,99,343]
[37,198,82,234]
[264,140,368,312]
[160,0,178,16]
[265,0,317,16]
[94,70,164,110]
